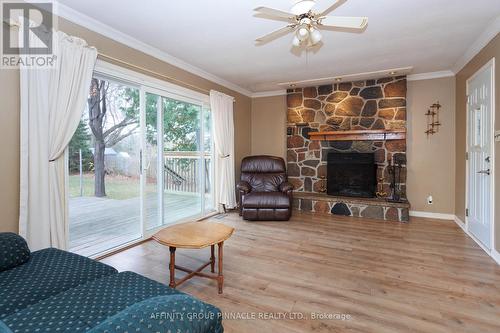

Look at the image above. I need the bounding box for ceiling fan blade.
[254,6,296,20]
[318,16,368,29]
[317,0,347,17]
[255,25,296,44]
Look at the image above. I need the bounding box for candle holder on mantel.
[425,102,442,136]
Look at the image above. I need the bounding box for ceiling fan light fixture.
[291,0,316,15]
[309,27,322,45]
[297,26,309,42]
[292,35,301,47]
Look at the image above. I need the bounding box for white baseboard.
[492,249,500,264]
[452,215,500,265]
[409,211,455,220]
[453,215,467,232]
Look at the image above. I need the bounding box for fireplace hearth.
[327,152,377,198]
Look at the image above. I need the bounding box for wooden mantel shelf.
[309,129,406,141]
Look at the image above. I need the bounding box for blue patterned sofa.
[0,233,223,333]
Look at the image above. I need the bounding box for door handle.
[477,169,490,175]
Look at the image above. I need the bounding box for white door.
[467,60,494,250]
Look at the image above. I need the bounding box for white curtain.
[210,90,237,211]
[19,31,97,251]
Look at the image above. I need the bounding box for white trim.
[409,211,455,220]
[54,3,253,97]
[406,70,455,81]
[492,249,500,264]
[454,215,467,232]
[251,90,288,98]
[453,215,500,265]
[452,16,500,74]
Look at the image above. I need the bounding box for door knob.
[477,169,491,175]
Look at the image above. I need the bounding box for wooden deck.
[102,212,500,333]
[69,192,207,256]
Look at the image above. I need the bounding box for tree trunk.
[88,78,107,197]
[93,141,106,197]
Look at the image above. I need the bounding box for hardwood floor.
[101,212,500,333]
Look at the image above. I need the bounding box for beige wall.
[406,77,456,214]
[0,18,252,233]
[251,95,287,159]
[455,33,500,251]
[0,69,20,233]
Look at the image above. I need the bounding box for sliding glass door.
[68,63,215,257]
[143,89,214,233]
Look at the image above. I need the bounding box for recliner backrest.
[240,156,287,192]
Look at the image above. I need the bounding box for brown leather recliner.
[237,155,293,221]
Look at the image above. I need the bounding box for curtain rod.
[98,53,236,102]
[97,53,212,95]
[3,20,236,102]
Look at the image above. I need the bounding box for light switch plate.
[495,130,500,142]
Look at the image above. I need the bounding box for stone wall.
[286,77,407,200]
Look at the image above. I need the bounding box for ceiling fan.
[255,0,368,47]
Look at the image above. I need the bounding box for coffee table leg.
[210,245,215,273]
[169,246,176,288]
[218,242,224,294]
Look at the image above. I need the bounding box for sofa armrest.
[0,233,31,272]
[279,182,294,194]
[236,181,251,194]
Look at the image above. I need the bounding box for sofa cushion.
[242,192,290,208]
[0,233,30,272]
[0,248,117,319]
[88,295,223,333]
[2,271,222,333]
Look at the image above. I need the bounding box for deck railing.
[163,151,211,194]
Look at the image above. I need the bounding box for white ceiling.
[56,0,500,94]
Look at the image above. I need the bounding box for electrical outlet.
[427,195,433,205]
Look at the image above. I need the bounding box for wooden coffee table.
[153,221,234,294]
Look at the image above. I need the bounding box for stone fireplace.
[286,76,410,222]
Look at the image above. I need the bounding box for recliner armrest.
[237,181,251,194]
[279,182,294,193]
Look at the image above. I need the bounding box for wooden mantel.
[309,129,406,141]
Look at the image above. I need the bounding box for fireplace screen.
[327,152,377,198]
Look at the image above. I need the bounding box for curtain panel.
[19,30,97,250]
[210,90,237,211]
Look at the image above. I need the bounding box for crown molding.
[251,90,287,98]
[54,3,254,97]
[452,15,500,74]
[406,70,455,81]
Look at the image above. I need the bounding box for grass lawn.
[69,173,143,200]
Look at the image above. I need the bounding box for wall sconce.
[425,102,442,136]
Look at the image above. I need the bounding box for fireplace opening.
[327,152,377,198]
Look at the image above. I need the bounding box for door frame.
[465,57,495,253]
